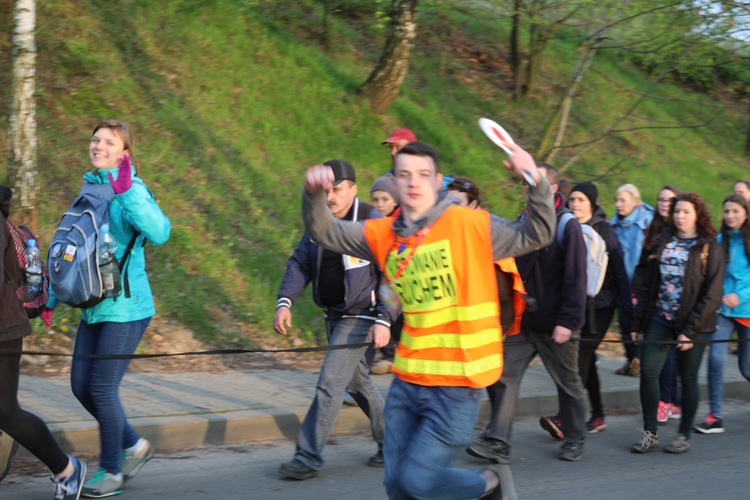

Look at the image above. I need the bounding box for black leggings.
[0,337,69,475]
[578,307,616,417]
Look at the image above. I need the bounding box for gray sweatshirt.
[302,177,556,264]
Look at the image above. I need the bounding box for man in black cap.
[274,160,396,480]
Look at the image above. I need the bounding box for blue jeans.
[383,378,486,500]
[639,320,707,436]
[295,316,384,469]
[71,318,150,474]
[708,315,750,418]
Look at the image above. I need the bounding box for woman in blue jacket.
[611,183,654,377]
[695,193,750,434]
[43,119,171,498]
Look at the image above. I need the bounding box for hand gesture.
[108,153,133,194]
[369,323,391,349]
[552,325,572,344]
[304,165,335,194]
[274,307,292,335]
[500,142,542,185]
[675,333,693,351]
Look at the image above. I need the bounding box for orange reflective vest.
[363,206,502,388]
[495,258,526,336]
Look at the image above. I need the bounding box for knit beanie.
[370,174,399,205]
[570,181,598,209]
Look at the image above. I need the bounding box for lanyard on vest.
[392,227,430,280]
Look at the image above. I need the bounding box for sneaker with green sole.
[81,469,123,498]
[121,438,154,481]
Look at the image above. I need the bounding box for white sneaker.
[121,438,154,481]
[81,469,123,498]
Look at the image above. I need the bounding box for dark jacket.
[516,193,587,333]
[588,217,633,334]
[277,198,395,327]
[632,228,724,340]
[0,186,33,343]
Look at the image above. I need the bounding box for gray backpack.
[47,182,138,308]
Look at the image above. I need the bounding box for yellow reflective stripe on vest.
[393,353,502,377]
[400,328,500,350]
[404,302,499,330]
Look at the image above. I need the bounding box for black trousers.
[578,307,616,417]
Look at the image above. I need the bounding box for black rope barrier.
[1,335,749,359]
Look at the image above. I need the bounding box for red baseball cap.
[381,128,417,145]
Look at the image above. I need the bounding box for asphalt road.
[2,399,748,499]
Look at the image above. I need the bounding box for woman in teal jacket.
[43,119,171,498]
[695,193,750,434]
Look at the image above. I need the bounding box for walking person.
[42,119,171,497]
[695,193,750,434]
[0,186,87,500]
[274,160,396,480]
[366,174,403,375]
[301,141,555,499]
[611,183,654,376]
[630,192,723,454]
[467,164,588,464]
[637,186,683,424]
[566,182,633,434]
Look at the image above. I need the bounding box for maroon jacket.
[0,186,32,343]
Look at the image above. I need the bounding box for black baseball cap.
[323,159,356,186]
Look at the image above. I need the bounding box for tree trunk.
[510,0,523,100]
[8,0,38,228]
[357,0,419,115]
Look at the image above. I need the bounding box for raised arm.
[301,165,376,262]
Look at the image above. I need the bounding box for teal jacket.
[718,230,750,319]
[47,167,171,323]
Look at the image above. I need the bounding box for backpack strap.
[700,242,710,275]
[556,211,576,247]
[117,232,141,299]
[522,210,572,283]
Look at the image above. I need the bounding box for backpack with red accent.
[4,221,49,318]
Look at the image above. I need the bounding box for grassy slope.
[0,0,746,347]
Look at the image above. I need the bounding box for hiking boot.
[539,415,564,440]
[81,469,123,498]
[278,459,317,480]
[664,433,691,454]
[630,430,659,453]
[466,437,511,464]
[585,415,607,434]
[628,358,641,377]
[615,359,632,375]
[558,440,584,461]
[370,359,393,375]
[668,404,681,420]
[694,414,724,434]
[51,456,86,500]
[367,447,385,468]
[0,430,19,482]
[121,438,154,482]
[657,401,671,423]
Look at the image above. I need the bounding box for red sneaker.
[539,415,564,440]
[656,401,671,423]
[668,404,681,420]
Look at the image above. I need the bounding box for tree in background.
[7,0,38,228]
[358,0,419,115]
